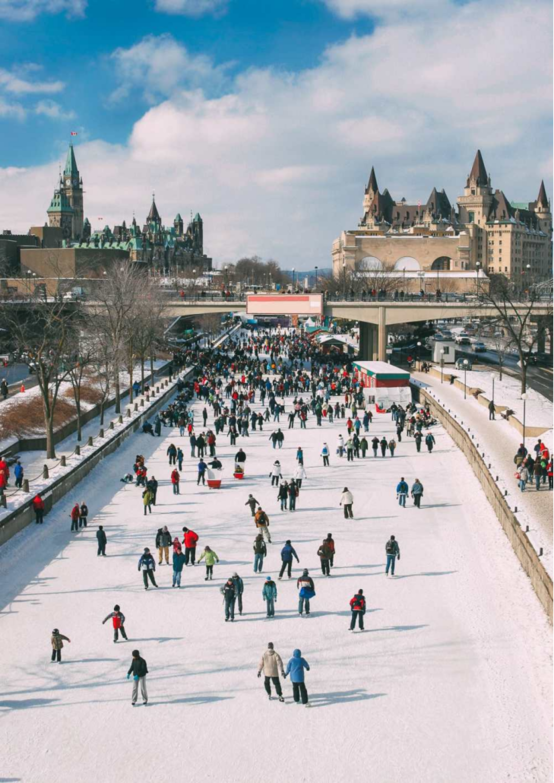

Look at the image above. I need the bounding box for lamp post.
[440,348,445,383]
[314,265,318,291]
[292,267,295,292]
[522,392,528,447]
[525,264,531,300]
[462,358,469,399]
[417,341,421,366]
[476,261,481,298]
[342,261,346,299]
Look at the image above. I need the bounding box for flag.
[70,131,78,136]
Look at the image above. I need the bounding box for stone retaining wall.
[412,382,553,622]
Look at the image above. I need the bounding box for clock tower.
[61,143,84,240]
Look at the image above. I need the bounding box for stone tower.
[457,150,493,226]
[61,143,84,239]
[534,180,552,235]
[47,188,75,239]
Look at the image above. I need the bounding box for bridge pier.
[378,307,387,362]
[359,322,378,360]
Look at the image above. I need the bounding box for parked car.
[472,342,487,353]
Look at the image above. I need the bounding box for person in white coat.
[270,461,282,487]
[340,487,354,519]
[294,464,307,488]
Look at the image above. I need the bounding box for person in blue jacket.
[279,539,299,580]
[262,576,277,617]
[284,649,310,706]
[14,460,24,488]
[396,477,409,507]
[138,548,158,590]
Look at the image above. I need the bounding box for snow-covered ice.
[0,371,552,782]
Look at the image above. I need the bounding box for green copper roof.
[174,213,182,221]
[47,189,74,214]
[193,213,202,222]
[64,143,79,178]
[510,202,528,210]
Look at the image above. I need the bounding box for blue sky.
[0,0,373,166]
[0,0,551,269]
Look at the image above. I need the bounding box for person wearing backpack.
[349,589,366,631]
[257,642,285,701]
[325,533,335,568]
[297,570,315,616]
[396,477,409,507]
[102,604,128,642]
[317,539,332,577]
[385,535,400,576]
[262,576,278,617]
[253,534,267,573]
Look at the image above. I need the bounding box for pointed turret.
[366,166,378,194]
[467,150,488,187]
[64,143,79,178]
[536,180,549,209]
[147,195,161,224]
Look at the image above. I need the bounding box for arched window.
[393,256,420,271]
[431,256,452,271]
[359,256,383,271]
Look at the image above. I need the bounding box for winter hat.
[390,535,396,541]
[266,576,271,581]
[233,572,239,578]
[183,527,188,532]
[52,628,59,634]
[114,604,120,611]
[268,642,274,649]
[303,569,309,575]
[144,547,150,553]
[358,589,364,595]
[132,650,140,658]
[343,487,348,492]
[286,539,291,545]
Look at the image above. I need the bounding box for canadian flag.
[70,131,78,136]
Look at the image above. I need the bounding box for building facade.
[332,151,552,290]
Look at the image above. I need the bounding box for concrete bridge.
[162,299,552,361]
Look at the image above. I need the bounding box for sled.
[207,479,222,489]
[234,472,244,480]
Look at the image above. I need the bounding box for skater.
[284,649,310,706]
[182,527,199,565]
[70,503,80,532]
[385,535,400,576]
[297,569,315,615]
[257,642,285,700]
[245,494,260,516]
[340,487,354,519]
[79,502,88,528]
[371,436,379,457]
[396,477,408,507]
[380,437,388,457]
[155,526,172,565]
[270,461,282,487]
[488,400,496,420]
[278,480,288,511]
[167,443,177,465]
[14,460,23,488]
[349,589,366,631]
[198,545,219,580]
[96,525,107,556]
[142,487,154,515]
[325,533,335,567]
[171,468,180,494]
[232,573,244,615]
[294,463,307,488]
[388,438,396,457]
[317,539,332,576]
[425,433,436,453]
[321,443,330,467]
[177,447,184,471]
[197,459,207,485]
[255,508,271,543]
[279,539,299,579]
[253,534,267,573]
[127,650,148,706]
[138,548,158,589]
[102,604,128,642]
[287,480,298,511]
[411,478,424,508]
[147,476,158,505]
[263,576,278,617]
[50,628,71,663]
[172,547,186,587]
[222,577,236,621]
[33,494,45,524]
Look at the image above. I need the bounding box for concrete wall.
[412,382,553,622]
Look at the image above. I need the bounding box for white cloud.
[322,0,448,21]
[0,0,86,21]
[0,0,551,270]
[0,67,64,94]
[0,97,26,119]
[34,99,76,119]
[109,34,230,104]
[155,0,228,17]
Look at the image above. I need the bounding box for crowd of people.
[46,326,439,707]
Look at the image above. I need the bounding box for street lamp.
[417,341,422,365]
[440,348,445,383]
[521,392,528,446]
[314,265,318,290]
[462,358,469,399]
[476,262,481,298]
[342,261,346,299]
[292,268,295,292]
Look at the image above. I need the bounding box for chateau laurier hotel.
[332,151,552,291]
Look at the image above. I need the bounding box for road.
[455,344,553,401]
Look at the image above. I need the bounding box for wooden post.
[60,455,66,467]
[88,436,93,446]
[75,445,80,456]
[23,478,29,492]
[99,428,104,438]
[109,421,115,430]
[43,465,49,479]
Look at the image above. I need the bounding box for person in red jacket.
[102,604,128,643]
[171,468,180,495]
[182,526,199,565]
[349,589,366,632]
[70,503,80,532]
[33,494,45,524]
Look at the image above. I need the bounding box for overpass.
[162,298,552,361]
